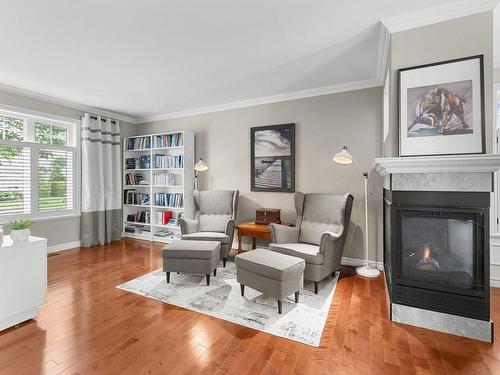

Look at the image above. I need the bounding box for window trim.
[0,105,81,224]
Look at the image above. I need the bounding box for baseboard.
[340,256,384,270]
[491,277,500,288]
[231,240,384,270]
[47,240,81,254]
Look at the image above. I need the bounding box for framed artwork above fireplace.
[398,55,485,157]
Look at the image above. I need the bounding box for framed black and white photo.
[251,123,295,192]
[399,55,485,157]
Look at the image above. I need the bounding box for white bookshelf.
[122,131,195,243]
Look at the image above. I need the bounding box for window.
[0,109,78,221]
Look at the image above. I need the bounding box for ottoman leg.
[223,258,227,268]
[213,268,217,277]
[295,291,300,303]
[314,282,319,294]
[166,272,170,283]
[277,300,282,314]
[206,274,210,286]
[240,284,245,296]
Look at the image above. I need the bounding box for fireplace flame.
[423,245,431,259]
[417,244,439,269]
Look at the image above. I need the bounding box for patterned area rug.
[117,262,338,347]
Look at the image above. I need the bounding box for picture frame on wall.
[251,123,295,192]
[398,55,485,157]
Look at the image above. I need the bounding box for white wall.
[131,87,384,262]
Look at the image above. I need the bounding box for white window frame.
[0,105,81,224]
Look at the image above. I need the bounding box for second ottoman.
[235,248,305,314]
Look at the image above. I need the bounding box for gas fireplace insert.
[384,190,490,321]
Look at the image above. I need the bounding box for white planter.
[10,228,31,243]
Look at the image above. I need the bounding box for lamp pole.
[333,146,380,278]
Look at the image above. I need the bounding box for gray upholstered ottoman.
[235,248,305,314]
[162,240,220,286]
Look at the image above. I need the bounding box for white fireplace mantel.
[373,154,500,176]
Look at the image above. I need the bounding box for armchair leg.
[295,291,300,303]
[223,258,227,268]
[213,268,217,277]
[166,272,170,283]
[314,282,319,294]
[206,274,210,286]
[240,284,245,296]
[277,300,282,314]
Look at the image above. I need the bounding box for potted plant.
[9,219,32,243]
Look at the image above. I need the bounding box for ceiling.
[0,0,490,121]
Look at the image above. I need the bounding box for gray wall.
[0,89,133,247]
[131,87,384,262]
[385,12,494,157]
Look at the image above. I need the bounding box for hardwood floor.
[1,239,500,374]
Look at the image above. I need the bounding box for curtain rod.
[80,114,117,124]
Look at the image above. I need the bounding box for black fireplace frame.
[384,190,490,321]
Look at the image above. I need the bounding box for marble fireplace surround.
[373,154,500,342]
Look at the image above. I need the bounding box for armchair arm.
[269,223,299,244]
[225,219,236,245]
[178,218,199,234]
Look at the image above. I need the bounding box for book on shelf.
[126,211,150,224]
[153,193,183,208]
[153,154,183,169]
[139,155,151,169]
[125,173,147,185]
[152,133,183,148]
[125,158,137,169]
[153,172,176,186]
[127,137,151,150]
[124,190,150,205]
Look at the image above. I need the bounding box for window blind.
[38,149,73,212]
[0,145,31,214]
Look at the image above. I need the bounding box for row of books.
[125,156,150,169]
[153,154,183,169]
[152,133,183,148]
[126,211,150,224]
[125,158,136,169]
[124,190,150,205]
[154,211,183,226]
[126,137,151,150]
[125,173,148,185]
[154,193,183,208]
[153,172,176,186]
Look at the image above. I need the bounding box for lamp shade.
[333,146,353,165]
[194,158,208,172]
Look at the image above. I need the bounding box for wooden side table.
[236,222,271,253]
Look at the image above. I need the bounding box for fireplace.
[384,190,490,321]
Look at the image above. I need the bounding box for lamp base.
[356,266,380,279]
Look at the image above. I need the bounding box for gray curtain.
[80,113,122,247]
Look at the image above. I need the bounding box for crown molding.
[381,0,499,33]
[376,22,391,83]
[0,82,139,124]
[137,78,381,123]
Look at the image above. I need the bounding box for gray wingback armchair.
[179,190,239,267]
[269,192,353,294]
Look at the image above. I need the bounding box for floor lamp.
[194,158,208,190]
[333,146,380,278]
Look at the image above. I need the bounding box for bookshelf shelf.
[124,221,151,226]
[122,131,194,244]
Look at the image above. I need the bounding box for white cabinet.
[0,235,47,331]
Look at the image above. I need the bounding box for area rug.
[116,262,338,347]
